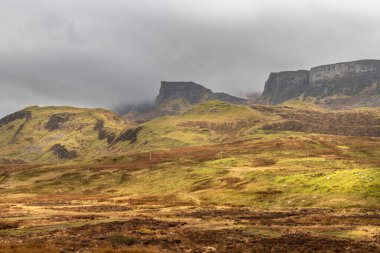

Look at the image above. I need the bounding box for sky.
[1,0,380,117]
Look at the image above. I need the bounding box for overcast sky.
[1,0,380,117]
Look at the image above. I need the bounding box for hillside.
[0,106,130,163]
[1,101,379,164]
[131,100,380,152]
[1,101,380,252]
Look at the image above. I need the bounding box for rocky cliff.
[258,59,380,106]
[120,81,246,123]
[155,81,246,106]
[306,60,380,98]
[258,70,310,104]
[155,81,212,106]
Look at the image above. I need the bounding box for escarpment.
[258,59,380,106]
[259,70,310,104]
[121,81,247,123]
[306,60,380,98]
[155,81,246,106]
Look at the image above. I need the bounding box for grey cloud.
[1,0,380,117]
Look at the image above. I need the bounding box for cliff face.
[122,81,247,123]
[310,60,380,83]
[259,59,380,105]
[306,60,380,98]
[259,70,310,104]
[155,81,213,106]
[155,81,246,106]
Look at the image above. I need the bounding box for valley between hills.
[1,60,380,252]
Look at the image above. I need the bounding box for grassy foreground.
[0,101,379,252]
[0,132,379,252]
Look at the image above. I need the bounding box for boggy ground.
[0,199,379,253]
[0,133,379,252]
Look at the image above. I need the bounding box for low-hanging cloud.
[1,0,380,117]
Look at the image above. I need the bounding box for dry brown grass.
[0,243,59,253]
[0,243,160,253]
[94,244,161,253]
[251,157,277,166]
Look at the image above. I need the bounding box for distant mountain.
[257,59,380,106]
[155,81,246,106]
[121,81,247,123]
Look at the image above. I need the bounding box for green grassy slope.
[127,100,268,151]
[1,132,379,209]
[1,100,379,164]
[0,106,128,163]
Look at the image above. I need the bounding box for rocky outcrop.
[155,81,246,106]
[9,123,26,144]
[122,81,247,123]
[0,110,31,127]
[45,113,73,131]
[0,110,32,145]
[94,119,116,144]
[258,59,380,105]
[50,144,78,159]
[113,126,144,145]
[258,70,310,104]
[155,82,212,105]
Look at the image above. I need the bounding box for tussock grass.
[94,245,160,253]
[0,243,59,253]
[0,243,160,253]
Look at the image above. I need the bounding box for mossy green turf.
[124,100,273,152]
[1,135,379,209]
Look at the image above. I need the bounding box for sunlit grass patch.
[274,168,380,196]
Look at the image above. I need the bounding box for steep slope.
[258,70,310,104]
[155,81,212,106]
[0,106,129,163]
[156,81,246,107]
[258,59,380,106]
